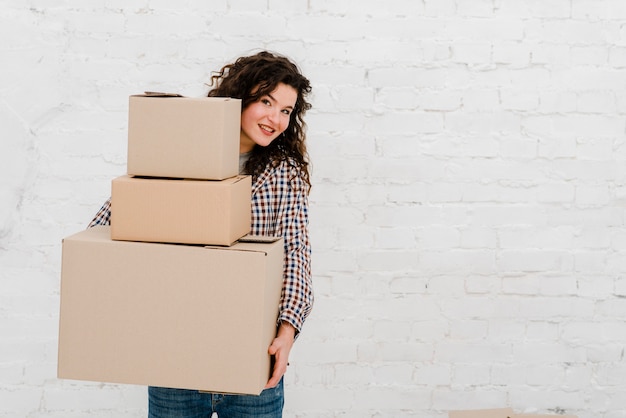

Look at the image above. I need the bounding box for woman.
[89,51,314,417]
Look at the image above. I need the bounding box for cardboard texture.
[449,409,514,418]
[449,409,578,418]
[111,175,251,246]
[127,95,241,180]
[58,226,284,395]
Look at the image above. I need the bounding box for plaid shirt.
[88,158,313,335]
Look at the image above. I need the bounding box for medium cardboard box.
[449,409,578,418]
[111,174,251,246]
[127,94,241,180]
[57,226,284,395]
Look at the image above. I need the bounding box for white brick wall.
[1,1,625,417]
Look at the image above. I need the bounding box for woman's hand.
[265,322,296,389]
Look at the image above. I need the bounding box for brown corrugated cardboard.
[111,174,251,246]
[449,409,514,418]
[449,410,578,418]
[58,226,284,395]
[127,94,241,180]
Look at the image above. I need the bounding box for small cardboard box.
[111,174,251,246]
[58,226,284,395]
[449,409,578,418]
[127,94,241,180]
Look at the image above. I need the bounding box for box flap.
[204,238,283,255]
[142,91,184,97]
[449,409,514,418]
[238,235,281,244]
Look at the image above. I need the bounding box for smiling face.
[239,82,298,154]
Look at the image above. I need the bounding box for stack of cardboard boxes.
[58,93,285,395]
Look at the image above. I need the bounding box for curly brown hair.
[207,51,312,186]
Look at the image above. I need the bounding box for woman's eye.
[282,109,291,115]
[261,99,271,106]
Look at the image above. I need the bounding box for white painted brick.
[419,250,496,275]
[363,295,441,322]
[512,342,587,364]
[424,276,466,296]
[411,321,449,342]
[577,137,617,160]
[493,42,532,66]
[0,387,43,415]
[365,111,443,135]
[525,364,564,385]
[373,363,415,385]
[352,386,432,412]
[526,321,559,341]
[609,46,626,67]
[535,182,576,203]
[462,89,500,112]
[374,227,417,249]
[456,1,494,17]
[372,319,412,341]
[453,364,490,386]
[44,384,141,412]
[460,227,498,249]
[375,87,419,110]
[500,88,540,111]
[488,319,527,341]
[571,45,610,66]
[498,226,576,249]
[537,90,578,113]
[509,389,587,411]
[465,276,502,294]
[359,340,434,364]
[445,111,521,135]
[413,363,452,386]
[424,0,456,16]
[562,364,593,391]
[296,341,357,364]
[572,0,626,20]
[499,0,572,18]
[416,89,463,111]
[516,297,595,320]
[416,226,461,248]
[502,275,577,296]
[490,364,528,386]
[4,1,626,416]
[432,388,508,412]
[576,184,611,206]
[451,42,493,65]
[450,320,488,340]
[389,275,428,295]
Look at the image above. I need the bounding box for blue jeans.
[148,379,284,418]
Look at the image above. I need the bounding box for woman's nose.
[266,108,280,124]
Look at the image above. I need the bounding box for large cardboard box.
[57,226,284,395]
[127,94,241,180]
[111,174,251,246]
[449,409,578,418]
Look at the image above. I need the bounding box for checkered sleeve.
[276,168,313,334]
[251,161,313,336]
[87,198,112,228]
